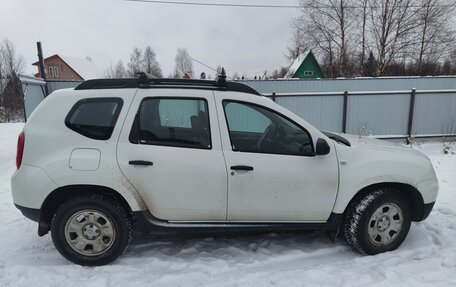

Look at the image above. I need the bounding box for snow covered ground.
[1,123,456,287]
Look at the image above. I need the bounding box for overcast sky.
[0,0,300,78]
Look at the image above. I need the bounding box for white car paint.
[11,86,438,223]
[116,89,228,221]
[214,91,339,222]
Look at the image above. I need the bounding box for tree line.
[289,0,456,77]
[104,47,196,79]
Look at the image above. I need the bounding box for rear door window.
[65,98,123,140]
[129,98,211,149]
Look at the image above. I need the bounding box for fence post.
[342,91,348,133]
[271,91,276,102]
[407,88,416,144]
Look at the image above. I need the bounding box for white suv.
[11,73,438,266]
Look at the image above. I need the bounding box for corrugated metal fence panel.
[22,83,45,119]
[242,77,456,94]
[346,94,410,136]
[244,77,456,136]
[47,81,82,93]
[413,93,456,135]
[276,96,344,132]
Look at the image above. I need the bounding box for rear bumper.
[15,204,40,222]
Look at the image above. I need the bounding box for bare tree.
[294,0,357,77]
[414,0,456,75]
[368,0,421,75]
[142,46,162,77]
[104,60,128,78]
[173,48,193,78]
[286,27,311,62]
[128,47,142,76]
[0,39,25,122]
[290,0,456,77]
[357,0,369,74]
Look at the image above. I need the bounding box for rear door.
[117,89,228,221]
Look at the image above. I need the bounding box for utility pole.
[36,42,49,96]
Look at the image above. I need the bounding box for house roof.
[285,51,311,78]
[32,54,102,80]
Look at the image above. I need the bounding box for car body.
[11,75,438,265]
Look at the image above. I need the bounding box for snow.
[60,55,102,80]
[285,52,309,78]
[1,123,456,286]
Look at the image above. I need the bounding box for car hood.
[338,134,425,156]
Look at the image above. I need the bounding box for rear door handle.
[129,160,153,166]
[230,165,254,171]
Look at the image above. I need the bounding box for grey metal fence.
[242,77,456,139]
[18,75,456,139]
[19,75,82,120]
[264,89,456,139]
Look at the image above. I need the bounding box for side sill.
[132,211,343,234]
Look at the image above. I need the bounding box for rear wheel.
[51,194,132,266]
[343,189,411,255]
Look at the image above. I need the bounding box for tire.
[51,194,132,266]
[343,189,411,255]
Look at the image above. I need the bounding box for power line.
[124,0,300,9]
[124,0,454,9]
[191,57,233,79]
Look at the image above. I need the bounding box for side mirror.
[315,138,330,155]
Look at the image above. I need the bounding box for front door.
[216,95,339,222]
[117,90,228,221]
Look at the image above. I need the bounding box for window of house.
[48,67,54,77]
[129,98,211,149]
[48,66,60,78]
[53,66,59,78]
[223,101,314,156]
[304,71,314,76]
[65,98,123,140]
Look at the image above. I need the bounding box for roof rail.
[74,71,261,96]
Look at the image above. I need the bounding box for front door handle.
[230,165,254,171]
[129,160,153,166]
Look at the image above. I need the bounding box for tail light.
[16,131,25,169]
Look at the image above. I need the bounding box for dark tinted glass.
[65,98,123,140]
[130,98,211,149]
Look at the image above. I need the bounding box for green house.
[286,51,325,79]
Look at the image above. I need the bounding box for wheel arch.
[38,185,134,236]
[343,182,425,222]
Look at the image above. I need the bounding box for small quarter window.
[65,98,123,140]
[130,98,211,149]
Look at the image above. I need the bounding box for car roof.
[75,75,262,97]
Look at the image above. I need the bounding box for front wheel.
[343,189,411,255]
[51,194,132,266]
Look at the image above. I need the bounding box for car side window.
[130,98,211,149]
[65,98,123,140]
[223,101,314,156]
